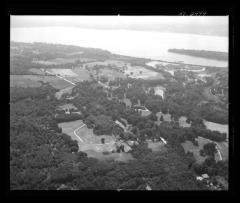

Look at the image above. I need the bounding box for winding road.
[73,124,86,143]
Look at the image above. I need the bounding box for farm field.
[45,67,92,82]
[32,57,78,65]
[47,69,78,77]
[10,75,71,89]
[29,68,45,75]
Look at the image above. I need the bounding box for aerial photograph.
[10,15,229,190]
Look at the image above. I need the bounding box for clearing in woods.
[58,120,134,162]
[181,136,228,164]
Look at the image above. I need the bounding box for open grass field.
[156,112,172,122]
[147,140,166,152]
[179,116,191,128]
[181,137,209,164]
[10,75,41,88]
[204,120,228,138]
[29,68,45,75]
[58,120,84,142]
[216,141,228,160]
[181,136,228,164]
[10,75,71,89]
[58,119,133,158]
[58,119,134,162]
[55,86,74,99]
[47,69,79,77]
[72,67,91,81]
[85,150,134,162]
[99,68,126,80]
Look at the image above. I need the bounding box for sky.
[11,15,228,36]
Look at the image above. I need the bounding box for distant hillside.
[10,41,150,75]
[168,49,228,61]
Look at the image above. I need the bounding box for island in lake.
[168,49,228,61]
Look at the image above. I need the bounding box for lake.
[11,27,228,67]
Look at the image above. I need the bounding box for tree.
[202,142,217,157]
[160,115,164,122]
[203,156,216,167]
[149,88,155,96]
[70,145,79,153]
[148,113,157,121]
[192,162,208,175]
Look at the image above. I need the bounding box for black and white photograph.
[10,14,230,191]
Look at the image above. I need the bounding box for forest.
[10,85,212,190]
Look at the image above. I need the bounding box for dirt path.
[73,124,86,142]
[45,70,76,85]
[215,143,223,161]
